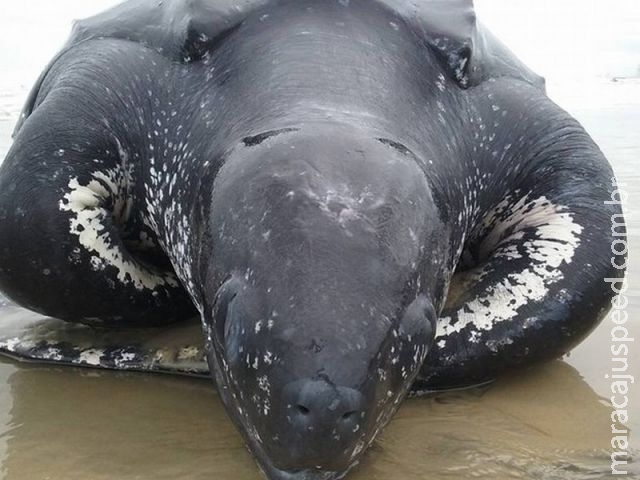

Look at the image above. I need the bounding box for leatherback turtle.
[0,1,625,479]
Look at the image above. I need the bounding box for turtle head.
[201,124,444,479]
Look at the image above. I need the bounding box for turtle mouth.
[239,402,364,480]
[253,445,359,480]
[258,465,354,480]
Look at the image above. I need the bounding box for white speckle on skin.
[263,351,274,365]
[0,337,21,352]
[177,346,201,361]
[257,375,271,395]
[113,351,137,368]
[79,349,104,366]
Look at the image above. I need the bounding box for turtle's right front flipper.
[0,40,195,326]
[0,292,207,376]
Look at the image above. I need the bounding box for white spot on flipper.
[59,174,179,291]
[79,349,104,366]
[437,195,583,338]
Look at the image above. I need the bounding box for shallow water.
[0,73,639,480]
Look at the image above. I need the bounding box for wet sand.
[0,360,631,480]
[0,81,638,479]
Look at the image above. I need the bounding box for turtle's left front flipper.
[415,78,627,391]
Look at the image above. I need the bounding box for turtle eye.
[224,294,249,366]
[218,292,238,342]
[211,277,242,349]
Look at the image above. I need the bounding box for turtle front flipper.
[415,78,626,391]
[0,293,207,375]
[0,40,195,326]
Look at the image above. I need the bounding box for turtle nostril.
[296,404,310,415]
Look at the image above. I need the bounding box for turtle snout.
[284,378,363,436]
[257,378,366,471]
